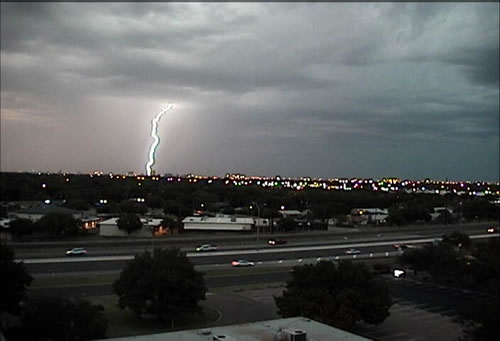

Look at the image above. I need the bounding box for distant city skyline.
[1,3,499,181]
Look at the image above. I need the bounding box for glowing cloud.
[145,103,173,176]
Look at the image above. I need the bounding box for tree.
[397,243,465,284]
[160,216,180,233]
[387,205,404,226]
[9,218,34,239]
[36,212,80,237]
[274,260,392,331]
[146,195,164,209]
[277,216,297,232]
[441,231,472,250]
[113,248,206,327]
[18,296,107,341]
[119,200,148,214]
[0,243,33,315]
[117,212,143,236]
[64,199,89,211]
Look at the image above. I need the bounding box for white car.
[196,244,218,252]
[345,248,361,255]
[65,247,87,256]
[231,260,255,267]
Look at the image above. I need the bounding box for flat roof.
[182,216,254,224]
[97,317,373,341]
[100,217,163,226]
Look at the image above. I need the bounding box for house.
[430,207,453,221]
[182,215,254,231]
[348,208,388,226]
[11,204,83,222]
[80,217,102,233]
[99,217,163,237]
[278,210,304,219]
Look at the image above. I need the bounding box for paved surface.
[355,299,463,341]
[28,274,474,341]
[202,285,465,341]
[201,287,281,327]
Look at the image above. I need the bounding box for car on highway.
[231,260,255,267]
[195,244,218,252]
[345,248,361,255]
[268,238,287,246]
[487,227,498,233]
[65,247,87,256]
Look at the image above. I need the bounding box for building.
[348,208,388,226]
[99,217,163,237]
[278,210,305,219]
[182,215,254,232]
[80,217,102,233]
[9,203,83,222]
[96,317,372,341]
[430,207,454,221]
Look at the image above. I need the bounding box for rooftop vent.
[199,329,211,335]
[276,329,307,341]
[213,335,237,341]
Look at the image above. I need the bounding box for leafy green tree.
[278,216,297,232]
[9,218,35,239]
[113,248,206,327]
[274,260,392,331]
[64,199,89,211]
[402,202,431,222]
[0,244,33,315]
[221,206,235,215]
[0,205,8,218]
[18,296,107,341]
[117,213,143,236]
[161,216,180,231]
[163,198,192,218]
[457,239,499,341]
[441,231,472,249]
[387,205,404,226]
[397,243,465,283]
[36,212,80,237]
[146,195,164,209]
[119,200,148,214]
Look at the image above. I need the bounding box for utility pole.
[459,201,462,233]
[250,202,261,241]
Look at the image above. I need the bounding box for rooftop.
[182,216,255,225]
[97,317,372,341]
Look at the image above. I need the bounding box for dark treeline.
[1,172,498,224]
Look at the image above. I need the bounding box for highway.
[17,227,498,275]
[19,223,496,341]
[12,222,491,258]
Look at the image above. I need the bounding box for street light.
[250,202,261,241]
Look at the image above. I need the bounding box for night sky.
[1,3,498,181]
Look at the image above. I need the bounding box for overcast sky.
[1,3,498,181]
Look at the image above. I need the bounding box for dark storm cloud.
[441,45,500,87]
[1,2,498,180]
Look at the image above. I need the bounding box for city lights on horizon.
[8,169,500,197]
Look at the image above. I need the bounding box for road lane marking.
[18,233,496,264]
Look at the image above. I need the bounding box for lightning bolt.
[145,103,173,176]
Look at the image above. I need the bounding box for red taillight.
[231,261,238,266]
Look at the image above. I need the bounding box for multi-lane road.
[13,223,498,277]
[14,223,496,341]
